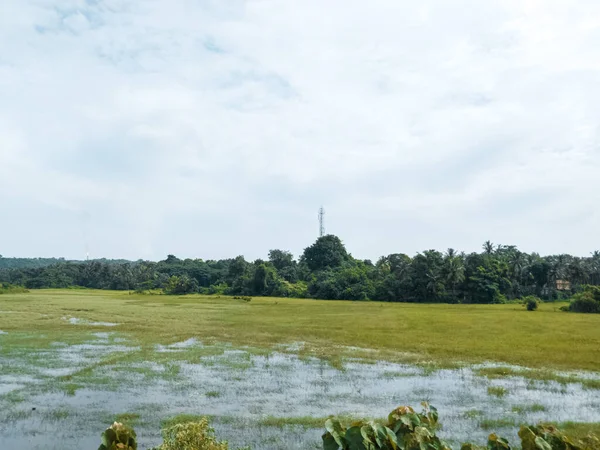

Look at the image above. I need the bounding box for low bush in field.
[569,286,600,314]
[98,404,600,450]
[522,296,541,311]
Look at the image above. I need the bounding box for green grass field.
[1,289,599,371]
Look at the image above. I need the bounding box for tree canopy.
[2,237,599,304]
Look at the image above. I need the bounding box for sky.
[1,0,599,262]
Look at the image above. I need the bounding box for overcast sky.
[1,0,599,262]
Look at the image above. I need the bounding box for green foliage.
[302,235,350,272]
[487,386,508,398]
[98,422,137,450]
[323,405,600,450]
[569,286,600,314]
[309,262,375,301]
[3,239,600,305]
[165,275,200,295]
[271,280,308,298]
[523,296,541,311]
[0,283,28,294]
[322,403,451,450]
[518,424,600,450]
[152,419,229,450]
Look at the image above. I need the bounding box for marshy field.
[0,290,599,449]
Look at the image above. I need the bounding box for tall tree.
[301,235,350,272]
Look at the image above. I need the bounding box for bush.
[570,295,600,314]
[151,419,230,450]
[98,422,137,450]
[522,296,541,311]
[569,287,600,313]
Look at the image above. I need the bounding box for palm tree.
[589,251,600,285]
[483,241,495,256]
[567,257,588,286]
[444,251,465,301]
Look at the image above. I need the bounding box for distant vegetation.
[0,256,130,269]
[2,236,600,307]
[0,282,29,294]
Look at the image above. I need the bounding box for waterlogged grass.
[162,414,212,428]
[511,404,546,414]
[559,422,600,441]
[479,417,517,430]
[205,391,221,398]
[63,383,81,396]
[258,415,385,429]
[114,412,141,426]
[258,416,330,429]
[0,289,599,371]
[487,386,508,398]
[476,367,600,390]
[463,409,484,419]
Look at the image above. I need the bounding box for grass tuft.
[114,412,141,426]
[479,417,516,430]
[162,414,213,429]
[487,386,508,398]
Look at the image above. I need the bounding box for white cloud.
[0,0,598,260]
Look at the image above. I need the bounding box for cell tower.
[318,206,325,237]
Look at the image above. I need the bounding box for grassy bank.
[0,289,599,371]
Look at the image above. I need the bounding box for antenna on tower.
[318,206,325,237]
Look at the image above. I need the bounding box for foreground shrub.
[98,422,137,450]
[323,403,600,450]
[323,403,449,450]
[151,419,230,450]
[99,406,600,450]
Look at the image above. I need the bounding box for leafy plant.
[518,424,599,450]
[522,296,541,311]
[0,283,28,294]
[569,287,600,314]
[149,418,247,450]
[322,403,451,450]
[98,422,137,450]
[323,405,600,450]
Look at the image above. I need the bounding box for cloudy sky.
[1,0,599,261]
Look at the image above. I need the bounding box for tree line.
[1,235,599,303]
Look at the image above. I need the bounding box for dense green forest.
[2,236,600,304]
[0,256,131,269]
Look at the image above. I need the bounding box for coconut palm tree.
[444,249,465,301]
[483,241,495,256]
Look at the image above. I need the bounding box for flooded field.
[1,329,599,450]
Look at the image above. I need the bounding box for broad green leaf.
[346,426,368,450]
[326,419,347,448]
[385,427,400,450]
[534,436,552,450]
[323,432,341,450]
